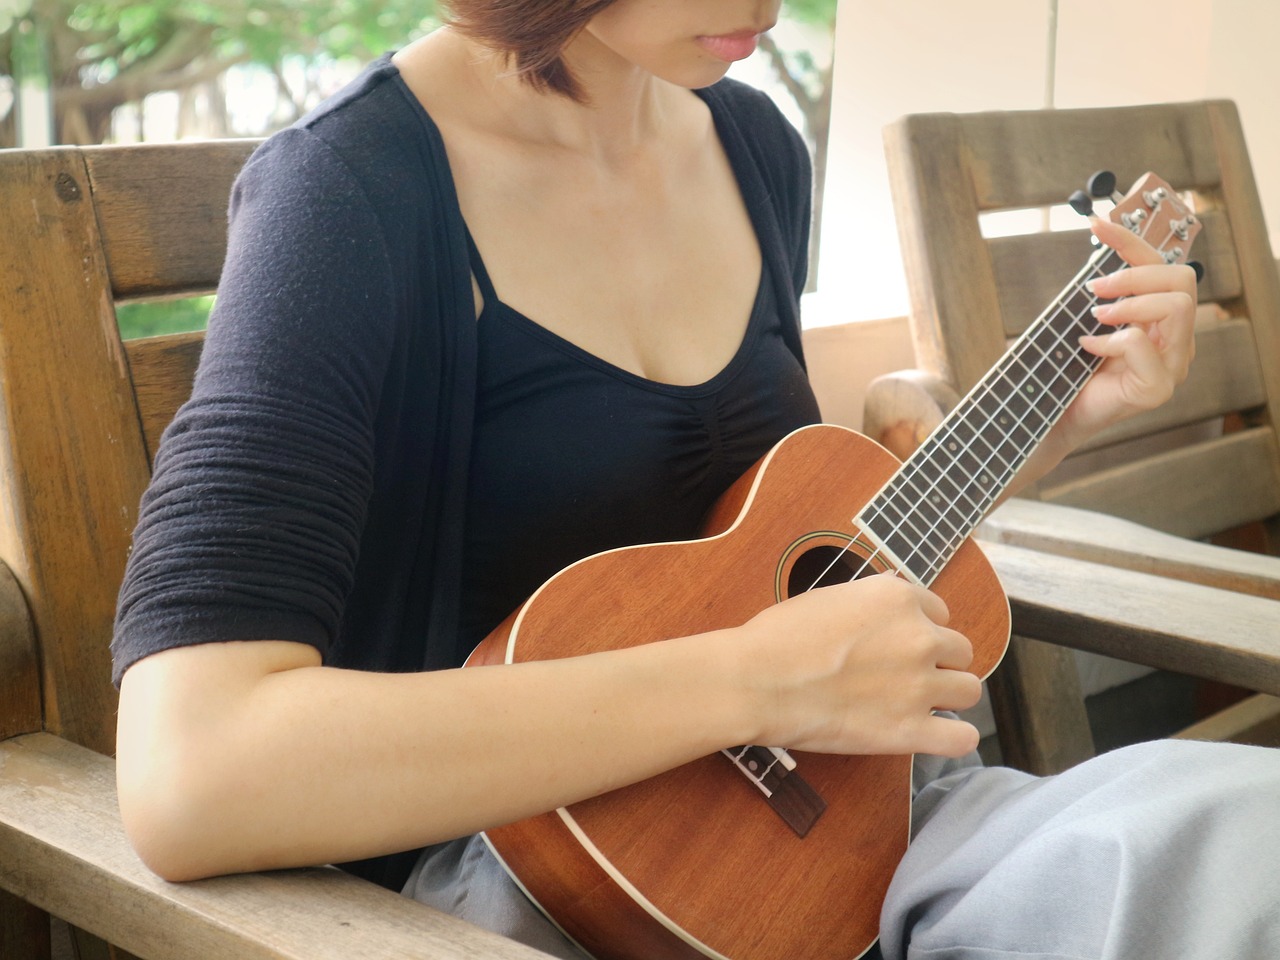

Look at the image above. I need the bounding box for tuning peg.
[1188,260,1205,283]
[1087,170,1118,200]
[1068,189,1094,217]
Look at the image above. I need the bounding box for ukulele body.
[467,423,1010,960]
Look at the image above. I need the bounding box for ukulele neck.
[857,244,1123,585]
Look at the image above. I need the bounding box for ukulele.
[465,172,1201,960]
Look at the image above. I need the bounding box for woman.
[112,2,1276,958]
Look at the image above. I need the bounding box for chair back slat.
[1043,429,1280,540]
[0,143,251,754]
[955,103,1221,211]
[125,332,206,465]
[0,149,152,753]
[84,141,258,300]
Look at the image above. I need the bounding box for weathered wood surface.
[980,499,1280,600]
[0,734,554,960]
[985,541,1280,696]
[985,635,1095,776]
[1173,693,1280,746]
[83,140,257,301]
[0,561,41,743]
[0,149,152,754]
[123,332,205,464]
[1207,102,1280,447]
[1,887,50,960]
[1040,427,1280,541]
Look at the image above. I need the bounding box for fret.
[972,390,1037,456]
[867,497,950,573]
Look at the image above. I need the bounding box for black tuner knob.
[1188,260,1205,283]
[1087,170,1117,198]
[1068,189,1094,217]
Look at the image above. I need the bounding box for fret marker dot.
[1025,385,1035,394]
[948,441,958,451]
[747,760,758,772]
[981,475,991,484]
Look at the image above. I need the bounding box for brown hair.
[441,0,619,100]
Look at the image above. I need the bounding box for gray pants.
[404,740,1280,959]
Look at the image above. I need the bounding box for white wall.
[812,0,1279,326]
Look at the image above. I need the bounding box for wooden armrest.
[861,368,958,461]
[0,734,553,960]
[982,540,1280,696]
[979,499,1280,600]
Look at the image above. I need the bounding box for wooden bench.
[2,140,1279,959]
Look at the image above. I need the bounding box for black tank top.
[457,236,822,652]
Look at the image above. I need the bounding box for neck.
[454,29,685,166]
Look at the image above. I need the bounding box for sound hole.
[786,544,878,597]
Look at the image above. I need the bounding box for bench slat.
[984,541,1280,695]
[1042,428,1280,539]
[0,734,552,960]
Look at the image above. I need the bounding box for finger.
[872,572,951,626]
[1078,327,1179,403]
[931,665,983,712]
[1088,262,1199,302]
[1089,216,1165,267]
[912,583,951,627]
[911,713,980,759]
[932,627,974,672]
[1089,289,1196,339]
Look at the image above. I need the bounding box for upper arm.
[111,128,400,684]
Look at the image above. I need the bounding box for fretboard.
[858,244,1124,585]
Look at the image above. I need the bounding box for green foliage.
[66,0,439,70]
[782,0,838,28]
[116,296,214,340]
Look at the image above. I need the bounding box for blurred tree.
[764,0,837,290]
[0,0,439,146]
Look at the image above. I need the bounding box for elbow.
[117,744,235,882]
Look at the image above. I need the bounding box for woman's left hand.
[1050,215,1199,451]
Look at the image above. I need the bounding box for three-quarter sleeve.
[112,127,401,684]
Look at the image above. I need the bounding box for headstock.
[1069,170,1203,274]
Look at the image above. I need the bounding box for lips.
[695,31,762,63]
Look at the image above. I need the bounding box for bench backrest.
[883,100,1280,548]
[0,141,257,754]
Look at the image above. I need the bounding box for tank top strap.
[463,226,500,310]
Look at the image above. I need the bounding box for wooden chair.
[0,142,548,960]
[871,99,1280,773]
[2,139,1278,959]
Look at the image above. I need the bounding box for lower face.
[575,0,782,90]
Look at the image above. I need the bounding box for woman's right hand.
[728,572,982,758]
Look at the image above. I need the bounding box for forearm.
[116,633,754,881]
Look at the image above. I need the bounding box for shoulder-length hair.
[441,0,619,100]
